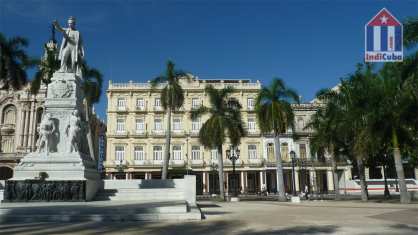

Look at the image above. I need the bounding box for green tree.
[151,61,188,180]
[30,41,60,94]
[255,78,299,201]
[190,85,245,200]
[306,89,345,200]
[374,61,417,203]
[0,32,36,90]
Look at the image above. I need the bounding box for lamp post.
[226,145,240,198]
[383,154,390,199]
[290,150,297,196]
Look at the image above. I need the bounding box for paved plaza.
[1,200,418,235]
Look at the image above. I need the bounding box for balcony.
[172,130,186,137]
[109,131,129,138]
[153,106,164,112]
[135,106,147,112]
[114,160,128,166]
[153,160,163,166]
[133,160,149,166]
[170,159,186,167]
[248,158,264,167]
[191,159,204,167]
[131,130,147,138]
[151,130,165,137]
[116,106,128,112]
[224,159,242,166]
[247,106,255,112]
[189,130,200,137]
[246,129,260,137]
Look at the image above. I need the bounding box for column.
[19,110,26,146]
[225,172,229,195]
[327,170,334,192]
[244,171,248,191]
[240,171,245,193]
[365,167,370,180]
[24,109,30,148]
[259,171,264,187]
[381,166,385,179]
[414,168,418,180]
[205,172,209,194]
[309,169,317,193]
[203,172,207,194]
[294,170,300,192]
[28,102,35,150]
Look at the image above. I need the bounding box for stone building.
[105,78,354,195]
[0,85,47,180]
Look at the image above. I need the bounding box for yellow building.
[105,78,352,195]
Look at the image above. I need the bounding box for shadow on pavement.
[0,221,340,235]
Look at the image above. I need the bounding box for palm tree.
[151,61,188,180]
[190,85,245,200]
[374,62,416,203]
[0,32,36,90]
[81,62,103,161]
[306,89,345,200]
[334,64,381,201]
[255,78,299,201]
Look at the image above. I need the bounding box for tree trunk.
[392,130,410,204]
[274,134,286,201]
[84,99,96,162]
[357,158,368,201]
[330,155,340,200]
[217,145,225,201]
[162,107,171,180]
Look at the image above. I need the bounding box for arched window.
[281,143,289,162]
[2,105,16,125]
[267,143,275,162]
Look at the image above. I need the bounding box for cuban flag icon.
[365,8,403,62]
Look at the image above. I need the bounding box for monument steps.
[0,201,202,222]
[94,188,184,201]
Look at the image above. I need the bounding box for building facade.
[105,78,355,195]
[0,85,47,180]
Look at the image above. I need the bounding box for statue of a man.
[66,110,82,153]
[37,113,56,154]
[53,17,84,76]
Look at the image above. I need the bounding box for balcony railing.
[172,130,186,136]
[248,158,264,167]
[109,131,129,137]
[153,106,163,112]
[135,106,147,111]
[151,130,165,137]
[130,131,147,137]
[170,159,186,167]
[190,159,204,166]
[190,130,200,137]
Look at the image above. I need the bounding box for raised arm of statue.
[52,20,75,44]
[52,20,65,33]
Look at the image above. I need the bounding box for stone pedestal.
[4,72,100,202]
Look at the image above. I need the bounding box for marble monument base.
[3,152,100,202]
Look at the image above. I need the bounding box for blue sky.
[1,0,417,121]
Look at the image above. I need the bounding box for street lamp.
[290,150,297,196]
[226,145,240,197]
[383,154,391,199]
